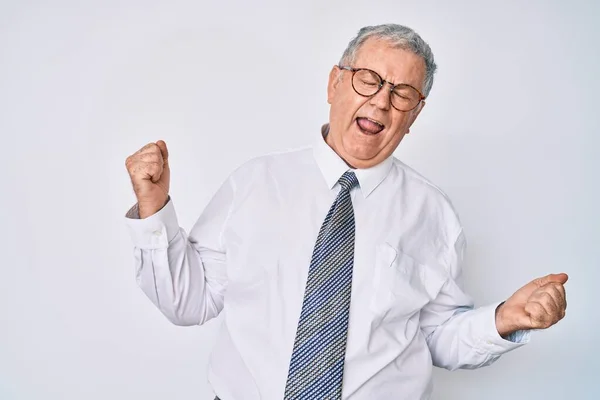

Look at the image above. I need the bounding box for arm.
[419,229,530,371]
[124,177,234,326]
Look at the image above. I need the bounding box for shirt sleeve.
[124,177,234,326]
[419,229,531,370]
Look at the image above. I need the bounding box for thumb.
[534,273,569,287]
[156,140,169,164]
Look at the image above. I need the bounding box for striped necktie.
[284,170,359,400]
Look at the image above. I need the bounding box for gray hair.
[339,24,437,97]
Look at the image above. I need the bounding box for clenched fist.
[125,140,170,218]
[496,273,568,337]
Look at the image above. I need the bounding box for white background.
[1,0,598,399]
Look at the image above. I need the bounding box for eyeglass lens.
[352,69,421,111]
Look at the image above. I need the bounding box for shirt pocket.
[369,242,447,320]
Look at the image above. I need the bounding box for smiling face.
[326,37,427,168]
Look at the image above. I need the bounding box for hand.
[125,140,170,218]
[495,273,568,337]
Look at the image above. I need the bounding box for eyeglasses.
[338,66,425,112]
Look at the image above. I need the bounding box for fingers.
[523,301,552,328]
[125,142,166,182]
[524,282,567,329]
[156,140,169,163]
[131,141,168,159]
[548,282,567,311]
[137,151,163,164]
[127,161,163,185]
[534,273,569,287]
[134,142,159,156]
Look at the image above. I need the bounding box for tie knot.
[338,171,359,192]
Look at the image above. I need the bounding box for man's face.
[327,38,427,169]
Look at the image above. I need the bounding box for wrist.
[138,196,169,219]
[495,301,520,338]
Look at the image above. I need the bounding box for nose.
[369,83,392,111]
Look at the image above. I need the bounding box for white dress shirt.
[124,124,529,400]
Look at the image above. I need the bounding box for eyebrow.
[345,65,424,93]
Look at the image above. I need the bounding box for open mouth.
[356,117,385,135]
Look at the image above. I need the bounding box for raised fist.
[125,140,170,218]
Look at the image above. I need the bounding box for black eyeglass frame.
[338,65,426,112]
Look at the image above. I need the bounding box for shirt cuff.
[471,302,531,355]
[124,197,180,249]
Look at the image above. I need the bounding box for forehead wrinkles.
[354,40,425,88]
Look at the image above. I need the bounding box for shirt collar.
[313,123,394,198]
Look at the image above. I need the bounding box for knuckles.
[519,279,569,330]
[525,298,566,329]
[525,301,545,316]
[125,143,163,175]
[548,282,564,292]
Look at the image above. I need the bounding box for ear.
[327,66,342,105]
[406,100,426,133]
[415,100,426,117]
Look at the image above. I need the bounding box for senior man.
[124,24,567,400]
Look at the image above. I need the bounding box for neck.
[323,124,357,169]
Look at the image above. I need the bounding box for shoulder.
[229,145,313,185]
[391,157,453,201]
[391,157,463,237]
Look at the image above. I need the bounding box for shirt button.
[153,230,162,236]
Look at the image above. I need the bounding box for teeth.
[366,118,384,128]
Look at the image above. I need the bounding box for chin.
[343,147,380,166]
[342,138,379,159]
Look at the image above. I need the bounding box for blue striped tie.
[284,170,359,400]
